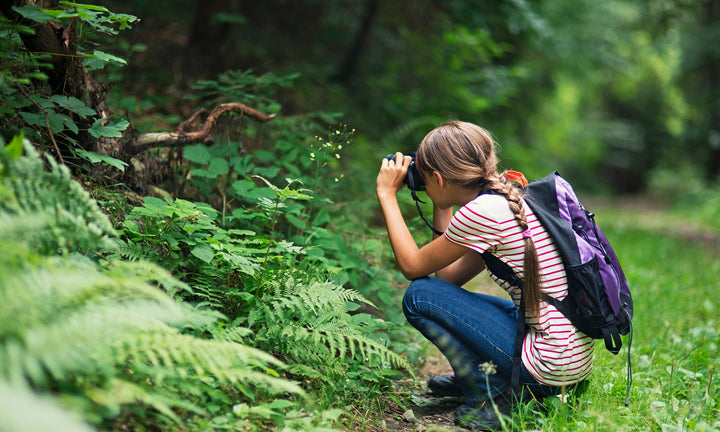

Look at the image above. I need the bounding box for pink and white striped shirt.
[445,194,594,386]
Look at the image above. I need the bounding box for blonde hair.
[416,121,542,317]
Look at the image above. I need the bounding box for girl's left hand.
[376,152,413,198]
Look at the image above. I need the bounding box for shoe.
[453,397,512,431]
[454,390,541,431]
[427,374,463,397]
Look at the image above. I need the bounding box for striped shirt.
[445,194,594,386]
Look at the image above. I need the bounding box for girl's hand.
[376,152,413,199]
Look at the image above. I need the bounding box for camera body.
[386,151,425,191]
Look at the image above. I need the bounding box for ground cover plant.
[535,205,720,432]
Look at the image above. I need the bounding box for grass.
[527,204,720,431]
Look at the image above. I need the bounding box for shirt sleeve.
[444,195,511,254]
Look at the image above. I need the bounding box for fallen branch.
[125,103,276,156]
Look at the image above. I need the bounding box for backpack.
[480,171,634,404]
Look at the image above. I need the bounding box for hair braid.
[488,173,542,317]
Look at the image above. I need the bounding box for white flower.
[479,361,497,375]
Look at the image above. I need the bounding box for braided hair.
[415,121,542,317]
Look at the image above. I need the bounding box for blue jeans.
[402,276,566,404]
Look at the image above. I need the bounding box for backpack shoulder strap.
[481,251,526,392]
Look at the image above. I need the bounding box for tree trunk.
[1,0,100,155]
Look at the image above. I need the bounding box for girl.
[376,121,594,430]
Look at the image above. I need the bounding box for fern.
[0,137,307,430]
[242,274,411,383]
[0,382,95,432]
[0,139,116,254]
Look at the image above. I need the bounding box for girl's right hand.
[376,152,413,199]
[375,152,412,196]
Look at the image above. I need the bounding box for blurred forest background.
[106,0,719,193]
[1,1,719,431]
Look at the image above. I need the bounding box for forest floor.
[368,195,720,432]
[378,353,466,432]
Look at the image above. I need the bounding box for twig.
[126,102,276,156]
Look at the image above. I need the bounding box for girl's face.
[422,170,453,209]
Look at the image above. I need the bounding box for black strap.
[601,326,622,354]
[511,287,527,391]
[624,311,634,406]
[411,190,444,236]
[481,251,527,391]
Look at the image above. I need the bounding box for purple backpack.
[481,171,634,403]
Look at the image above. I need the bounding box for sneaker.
[453,397,512,431]
[427,374,463,397]
[454,390,540,431]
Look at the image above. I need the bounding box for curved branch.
[125,103,276,156]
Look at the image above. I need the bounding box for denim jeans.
[402,276,566,404]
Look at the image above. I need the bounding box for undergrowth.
[0,135,412,431]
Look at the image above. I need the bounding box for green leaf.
[183,145,211,164]
[285,214,307,230]
[44,109,64,133]
[253,149,275,162]
[74,149,128,171]
[19,111,46,128]
[83,50,127,70]
[88,118,129,138]
[231,179,255,196]
[209,158,229,176]
[50,95,96,118]
[59,1,110,12]
[91,50,126,65]
[253,166,280,178]
[312,208,331,226]
[56,113,78,134]
[191,243,214,263]
[4,135,25,158]
[188,168,215,179]
[11,5,54,23]
[142,197,169,213]
[29,95,54,109]
[109,13,138,30]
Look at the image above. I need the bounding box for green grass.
[530,207,720,431]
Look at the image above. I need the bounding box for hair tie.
[522,229,532,239]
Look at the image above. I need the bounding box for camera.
[385,151,425,191]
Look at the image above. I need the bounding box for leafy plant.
[240,273,410,383]
[0,136,315,431]
[0,2,133,169]
[119,173,411,382]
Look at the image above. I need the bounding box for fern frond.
[85,377,201,424]
[0,140,116,254]
[248,276,411,381]
[0,382,96,432]
[212,325,255,342]
[0,139,309,429]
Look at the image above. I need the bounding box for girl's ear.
[432,171,445,188]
